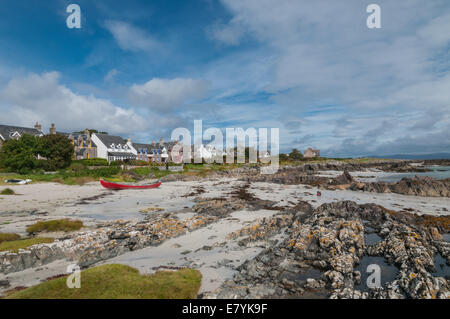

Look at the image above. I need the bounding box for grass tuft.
[0,233,21,243]
[6,264,202,299]
[0,237,54,253]
[0,188,15,195]
[26,219,83,234]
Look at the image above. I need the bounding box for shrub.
[86,167,120,177]
[0,237,54,253]
[68,163,85,173]
[128,160,149,166]
[36,134,74,170]
[109,161,123,166]
[72,158,109,167]
[1,188,15,195]
[0,134,40,172]
[0,233,21,243]
[289,148,304,160]
[26,219,83,234]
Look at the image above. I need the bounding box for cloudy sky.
[0,0,449,156]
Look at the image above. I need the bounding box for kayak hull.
[100,180,162,190]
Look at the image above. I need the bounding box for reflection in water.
[365,232,383,246]
[432,253,449,279]
[354,256,399,292]
[279,268,328,299]
[443,233,450,242]
[279,268,323,283]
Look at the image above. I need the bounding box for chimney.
[50,123,56,135]
[34,121,42,131]
[127,138,132,144]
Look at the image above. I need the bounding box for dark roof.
[94,133,127,147]
[0,124,43,141]
[107,152,137,158]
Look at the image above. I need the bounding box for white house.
[91,133,137,162]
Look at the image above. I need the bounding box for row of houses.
[0,122,175,163]
[1,122,277,163]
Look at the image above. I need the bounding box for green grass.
[26,219,83,234]
[6,264,202,299]
[1,157,393,186]
[0,237,54,253]
[0,233,20,243]
[0,188,15,195]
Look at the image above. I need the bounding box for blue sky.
[0,0,449,156]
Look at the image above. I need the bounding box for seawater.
[377,166,450,183]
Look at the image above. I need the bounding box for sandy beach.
[1,166,449,298]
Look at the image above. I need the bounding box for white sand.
[1,175,449,294]
[249,182,450,216]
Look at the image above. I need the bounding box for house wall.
[91,134,108,159]
[304,149,314,158]
[127,141,137,155]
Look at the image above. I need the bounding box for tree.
[37,134,74,170]
[0,134,40,173]
[289,148,304,160]
[76,129,108,135]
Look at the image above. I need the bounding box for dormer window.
[9,131,21,140]
[110,143,115,149]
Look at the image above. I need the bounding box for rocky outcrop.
[159,160,427,183]
[389,176,450,197]
[204,201,450,299]
[332,171,354,185]
[0,213,217,274]
[351,176,450,197]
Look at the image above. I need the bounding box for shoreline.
[1,162,449,299]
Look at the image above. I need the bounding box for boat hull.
[100,180,162,190]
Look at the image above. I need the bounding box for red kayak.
[100,180,162,190]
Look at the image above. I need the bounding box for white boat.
[4,179,32,185]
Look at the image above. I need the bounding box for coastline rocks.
[0,213,217,274]
[389,176,450,197]
[204,201,450,299]
[351,176,450,197]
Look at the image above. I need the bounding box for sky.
[0,0,449,157]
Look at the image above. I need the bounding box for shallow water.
[354,256,399,292]
[279,268,323,283]
[432,253,449,279]
[443,234,450,242]
[377,166,450,183]
[365,232,383,246]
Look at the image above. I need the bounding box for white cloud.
[103,20,160,52]
[104,69,119,82]
[0,72,148,135]
[129,78,209,111]
[209,0,450,155]
[207,19,246,46]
